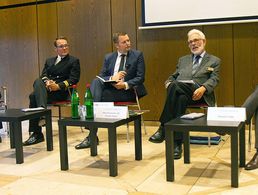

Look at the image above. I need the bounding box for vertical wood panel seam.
[134,0,138,49]
[232,24,236,106]
[109,0,113,52]
[56,0,59,36]
[36,1,40,76]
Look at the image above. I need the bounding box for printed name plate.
[207,107,246,122]
[94,102,128,119]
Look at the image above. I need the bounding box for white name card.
[207,107,246,122]
[93,102,128,119]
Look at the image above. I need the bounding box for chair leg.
[58,105,62,120]
[135,94,147,135]
[126,123,130,143]
[141,115,147,135]
[248,122,252,152]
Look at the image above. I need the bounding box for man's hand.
[46,80,60,91]
[111,71,126,81]
[192,86,206,101]
[113,81,126,89]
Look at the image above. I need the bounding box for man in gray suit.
[243,87,258,170]
[149,29,221,159]
[75,32,147,149]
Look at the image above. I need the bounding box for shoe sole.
[23,139,44,146]
[148,138,164,143]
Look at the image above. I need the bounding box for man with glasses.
[23,36,80,146]
[148,29,220,159]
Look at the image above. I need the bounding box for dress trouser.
[29,78,69,133]
[159,81,205,142]
[90,78,135,102]
[242,85,258,149]
[88,78,136,136]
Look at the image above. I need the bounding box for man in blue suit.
[75,32,147,149]
[149,29,220,159]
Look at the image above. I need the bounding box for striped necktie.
[192,55,201,75]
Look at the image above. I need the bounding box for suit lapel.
[110,52,118,75]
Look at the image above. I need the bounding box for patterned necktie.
[118,54,126,71]
[192,55,201,75]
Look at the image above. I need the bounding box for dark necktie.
[192,55,201,75]
[118,54,126,71]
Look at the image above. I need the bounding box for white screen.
[142,0,258,28]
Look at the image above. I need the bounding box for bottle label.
[79,105,86,119]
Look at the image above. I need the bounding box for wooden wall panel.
[0,5,38,108]
[57,0,112,99]
[37,1,58,72]
[0,0,33,6]
[111,0,136,48]
[203,25,234,106]
[234,23,258,106]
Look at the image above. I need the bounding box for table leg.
[90,128,97,156]
[13,122,23,164]
[183,131,190,164]
[59,124,68,170]
[9,122,15,149]
[108,127,117,176]
[231,131,239,188]
[239,123,245,167]
[165,127,174,181]
[45,112,53,151]
[134,116,142,160]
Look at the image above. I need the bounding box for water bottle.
[84,83,94,119]
[71,84,80,119]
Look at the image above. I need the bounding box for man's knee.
[33,78,45,89]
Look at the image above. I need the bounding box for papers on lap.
[177,79,200,88]
[96,76,117,84]
[177,80,195,84]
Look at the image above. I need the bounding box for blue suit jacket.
[99,49,147,97]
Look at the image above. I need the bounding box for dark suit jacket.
[167,53,220,106]
[40,54,80,91]
[99,49,147,97]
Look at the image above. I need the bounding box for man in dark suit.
[149,29,220,159]
[75,32,146,149]
[242,86,258,170]
[23,36,80,146]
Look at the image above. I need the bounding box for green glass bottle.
[84,83,94,119]
[71,84,80,119]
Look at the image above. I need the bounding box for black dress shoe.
[75,136,99,149]
[23,132,44,146]
[245,152,258,170]
[149,126,165,143]
[174,143,182,160]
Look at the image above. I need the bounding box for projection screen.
[140,0,258,29]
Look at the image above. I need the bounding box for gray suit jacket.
[166,53,221,106]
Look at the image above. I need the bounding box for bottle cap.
[86,83,91,88]
[72,84,77,88]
